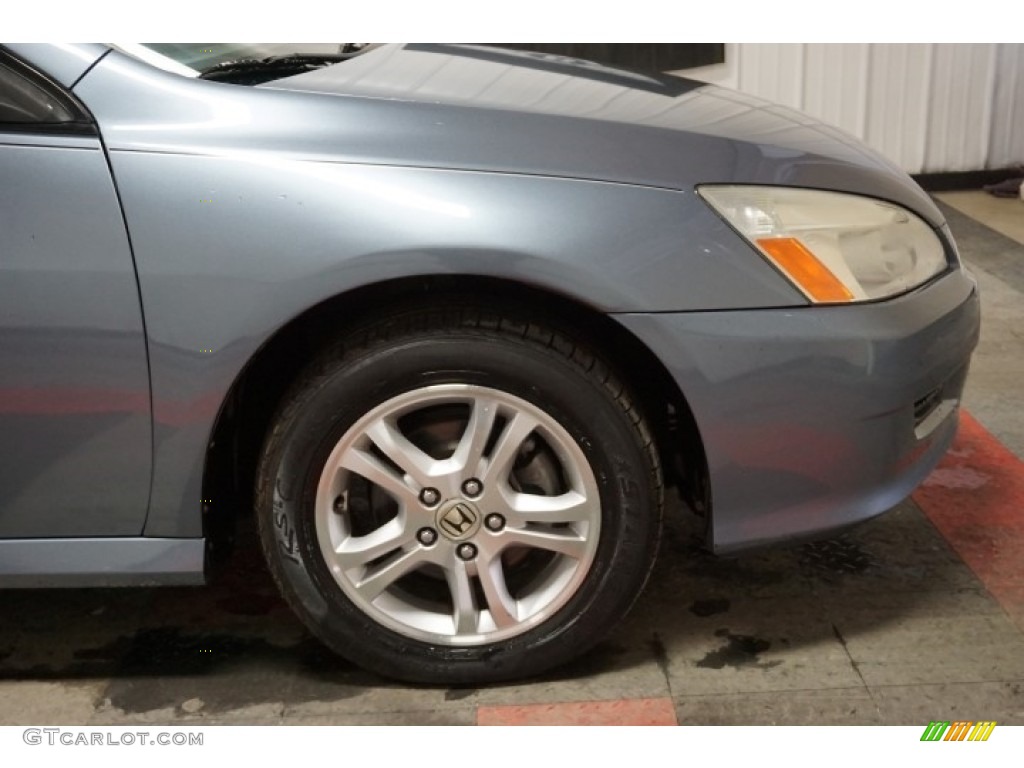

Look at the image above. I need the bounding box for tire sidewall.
[261,330,657,683]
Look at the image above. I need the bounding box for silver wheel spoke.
[446,561,478,635]
[334,517,410,569]
[338,447,418,505]
[481,410,539,485]
[509,490,595,525]
[477,553,519,629]
[365,417,438,489]
[450,396,499,476]
[498,527,589,559]
[351,546,429,602]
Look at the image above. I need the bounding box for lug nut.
[462,478,482,497]
[457,543,477,560]
[419,487,440,506]
[485,513,505,532]
[417,527,438,546]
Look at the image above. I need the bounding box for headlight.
[698,186,949,304]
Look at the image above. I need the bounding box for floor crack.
[649,632,672,695]
[831,622,882,720]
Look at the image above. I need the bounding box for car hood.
[265,44,943,224]
[77,45,943,227]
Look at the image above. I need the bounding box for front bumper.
[614,269,981,553]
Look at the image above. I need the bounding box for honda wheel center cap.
[436,499,482,541]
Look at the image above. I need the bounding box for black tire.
[255,304,663,684]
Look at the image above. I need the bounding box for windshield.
[113,43,366,79]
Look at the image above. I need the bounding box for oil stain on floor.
[3,625,391,715]
[696,629,782,670]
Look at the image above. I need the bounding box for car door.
[0,50,152,537]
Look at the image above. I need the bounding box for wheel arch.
[200,274,711,562]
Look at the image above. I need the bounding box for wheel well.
[201,275,710,560]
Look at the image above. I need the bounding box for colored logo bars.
[920,721,996,742]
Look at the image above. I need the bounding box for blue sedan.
[0,43,979,683]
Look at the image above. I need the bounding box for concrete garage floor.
[1,192,1023,727]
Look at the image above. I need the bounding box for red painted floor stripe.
[476,697,678,726]
[913,411,1024,628]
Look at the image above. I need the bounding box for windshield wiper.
[198,53,359,86]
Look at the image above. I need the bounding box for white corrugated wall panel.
[864,44,934,173]
[684,43,1022,174]
[802,44,870,138]
[988,44,1024,169]
[737,44,805,110]
[923,44,997,172]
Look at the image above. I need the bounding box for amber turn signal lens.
[755,237,855,303]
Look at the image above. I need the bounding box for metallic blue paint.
[3,43,107,87]
[616,270,980,551]
[0,538,205,586]
[0,131,152,538]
